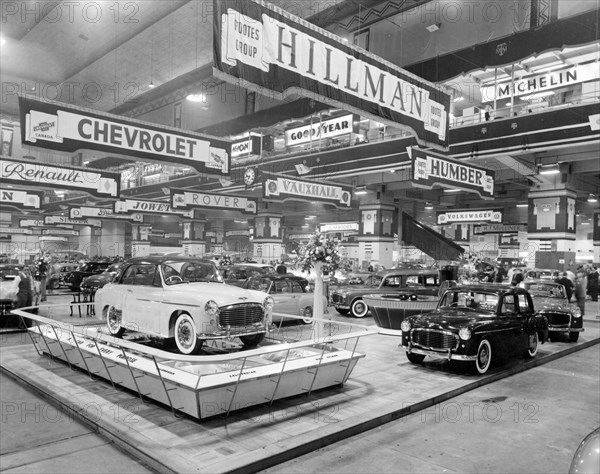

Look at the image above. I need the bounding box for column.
[252,204,284,263]
[357,193,396,269]
[181,218,206,257]
[206,218,225,255]
[130,223,150,257]
[527,183,577,270]
[593,212,600,263]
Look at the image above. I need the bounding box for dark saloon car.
[400,285,548,374]
[80,262,124,297]
[519,279,583,342]
[221,264,275,287]
[63,261,112,292]
[330,269,440,318]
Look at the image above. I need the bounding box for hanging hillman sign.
[0,188,43,209]
[409,147,494,198]
[171,189,258,214]
[70,206,143,222]
[437,209,503,225]
[263,176,352,207]
[114,198,193,217]
[1,158,119,197]
[213,0,450,150]
[18,96,231,175]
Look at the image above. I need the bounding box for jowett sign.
[114,199,193,217]
[437,209,503,225]
[263,176,352,207]
[171,189,257,214]
[0,188,43,209]
[473,224,527,234]
[1,158,119,197]
[213,0,450,150]
[18,96,231,175]
[409,147,494,198]
[70,206,143,222]
[285,114,356,146]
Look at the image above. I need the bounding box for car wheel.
[569,332,580,342]
[335,307,350,315]
[106,306,125,337]
[239,333,265,347]
[475,339,492,374]
[350,299,368,318]
[301,306,313,324]
[406,352,426,364]
[51,280,60,290]
[174,313,202,355]
[524,331,539,358]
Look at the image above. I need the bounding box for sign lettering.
[114,199,193,217]
[171,189,257,214]
[437,209,503,224]
[0,188,43,209]
[70,206,143,222]
[264,177,351,207]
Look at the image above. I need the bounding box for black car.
[63,261,111,292]
[221,264,275,287]
[400,284,548,374]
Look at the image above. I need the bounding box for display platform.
[2,303,599,474]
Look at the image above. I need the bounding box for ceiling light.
[581,222,590,225]
[149,82,155,88]
[354,186,368,195]
[538,163,560,175]
[186,91,206,102]
[305,215,316,219]
[424,202,434,210]
[295,163,311,175]
[452,96,464,102]
[426,23,441,32]
[219,178,234,187]
[1,36,5,46]
[517,203,528,208]
[587,194,598,203]
[443,188,461,193]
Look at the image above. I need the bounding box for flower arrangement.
[219,254,232,266]
[296,233,342,274]
[33,253,51,278]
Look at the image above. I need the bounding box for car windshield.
[524,284,565,299]
[439,290,499,313]
[366,275,383,287]
[161,261,222,285]
[246,277,272,292]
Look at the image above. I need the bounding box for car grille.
[331,294,344,305]
[411,329,459,350]
[546,313,570,327]
[218,303,264,327]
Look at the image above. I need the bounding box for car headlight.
[571,305,582,318]
[264,296,274,311]
[205,300,219,317]
[459,327,472,340]
[400,320,411,332]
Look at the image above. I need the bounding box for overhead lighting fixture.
[149,81,155,88]
[443,188,461,193]
[161,187,170,196]
[219,178,234,187]
[1,36,5,46]
[587,194,598,203]
[294,163,312,175]
[516,203,529,208]
[426,22,441,32]
[538,163,560,175]
[452,96,464,102]
[424,202,434,210]
[354,186,368,195]
[305,215,316,219]
[186,90,206,102]
[581,222,590,225]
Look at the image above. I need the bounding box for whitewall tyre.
[475,339,492,374]
[301,306,314,324]
[106,306,125,337]
[174,313,202,355]
[350,299,368,318]
[524,331,539,358]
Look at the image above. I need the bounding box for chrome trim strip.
[407,347,477,361]
[476,327,514,334]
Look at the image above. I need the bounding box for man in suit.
[557,272,574,302]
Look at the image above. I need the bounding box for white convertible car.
[94,257,273,354]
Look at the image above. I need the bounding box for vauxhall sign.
[213,0,450,150]
[409,147,494,198]
[264,176,352,208]
[18,96,231,175]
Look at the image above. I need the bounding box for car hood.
[411,310,494,331]
[82,274,112,286]
[167,283,268,305]
[0,280,18,298]
[532,296,570,312]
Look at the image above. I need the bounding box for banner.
[264,176,352,207]
[70,206,143,222]
[409,147,494,199]
[213,0,450,150]
[319,222,359,233]
[114,198,193,217]
[1,158,119,197]
[18,96,231,175]
[285,114,356,146]
[473,224,527,234]
[0,227,33,235]
[0,188,43,209]
[42,229,79,236]
[437,209,503,225]
[171,189,257,214]
[19,219,46,227]
[44,216,102,227]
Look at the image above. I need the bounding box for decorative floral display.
[296,233,342,274]
[219,254,233,266]
[33,253,51,278]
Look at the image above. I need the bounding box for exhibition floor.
[0,297,598,474]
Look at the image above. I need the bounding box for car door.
[499,293,524,354]
[272,279,296,316]
[121,264,163,335]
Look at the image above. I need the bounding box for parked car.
[240,274,326,324]
[519,279,583,342]
[47,263,78,290]
[523,268,560,281]
[80,262,124,297]
[330,269,440,318]
[63,261,112,292]
[0,265,41,318]
[569,427,600,474]
[94,257,273,355]
[221,264,275,287]
[400,284,548,374]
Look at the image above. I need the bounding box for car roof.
[121,256,215,265]
[445,284,525,294]
[522,279,562,286]
[379,269,439,276]
[249,274,307,281]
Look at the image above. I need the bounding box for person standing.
[14,267,33,309]
[35,253,49,302]
[587,267,599,302]
[557,272,574,302]
[575,271,588,317]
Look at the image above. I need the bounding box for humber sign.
[409,147,494,198]
[213,0,450,150]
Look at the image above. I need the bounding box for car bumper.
[548,326,584,332]
[403,343,477,361]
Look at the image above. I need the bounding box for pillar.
[130,223,150,258]
[181,219,206,257]
[593,212,600,263]
[252,204,284,263]
[357,192,396,269]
